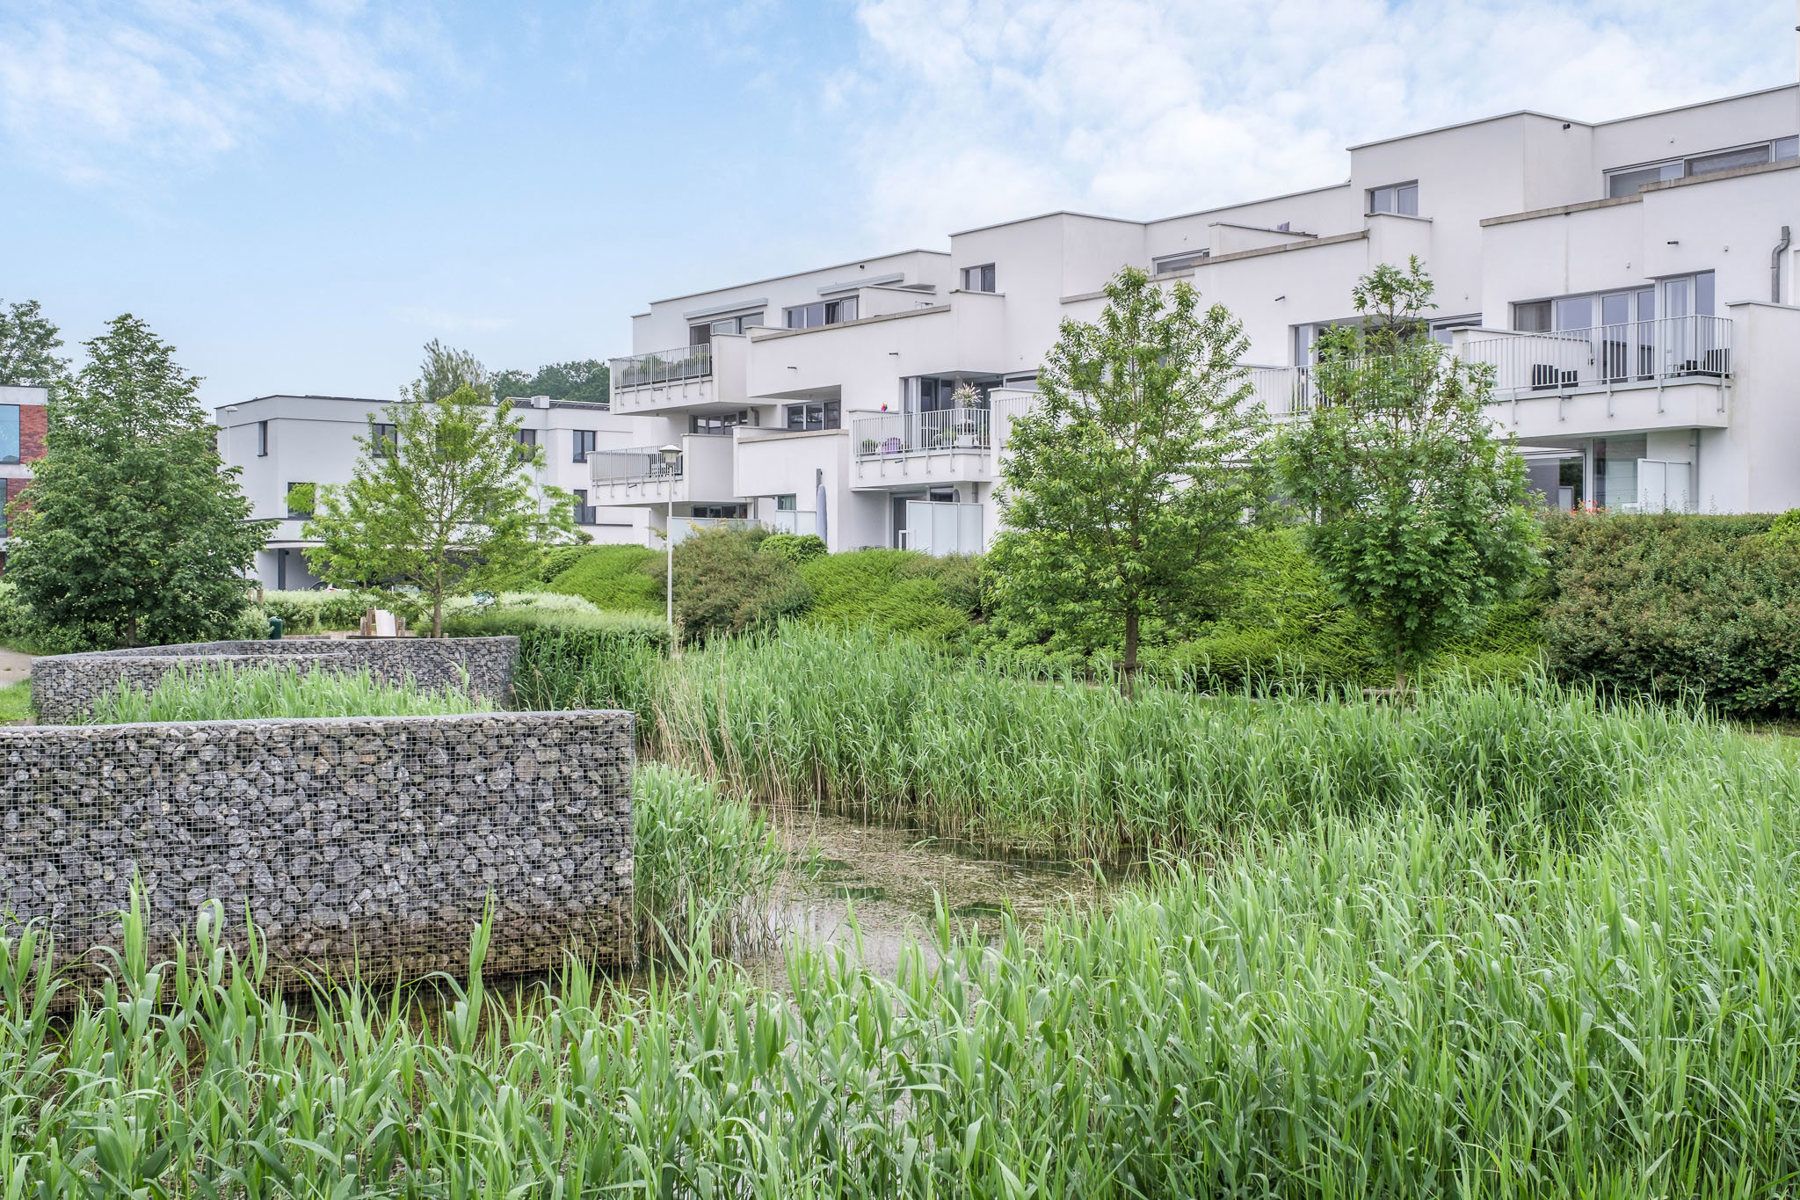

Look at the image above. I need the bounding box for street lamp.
[658,444,680,631]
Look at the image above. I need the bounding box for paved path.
[0,646,35,684]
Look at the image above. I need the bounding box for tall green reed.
[81,662,486,724]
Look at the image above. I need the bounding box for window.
[1367,182,1419,216]
[912,376,990,413]
[961,263,997,292]
[689,410,751,434]
[1152,250,1209,275]
[1514,272,1713,334]
[256,420,269,457]
[692,504,747,519]
[285,482,315,519]
[783,297,859,329]
[776,494,797,511]
[572,488,597,526]
[0,405,19,465]
[1428,315,1483,346]
[372,422,396,457]
[689,312,764,345]
[515,427,538,463]
[572,429,597,462]
[784,400,840,431]
[1606,136,1800,197]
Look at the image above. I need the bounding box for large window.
[1606,136,1799,197]
[690,410,750,434]
[572,488,597,526]
[784,400,840,431]
[961,263,997,292]
[1367,181,1419,216]
[689,311,764,345]
[911,376,990,413]
[1514,272,1713,334]
[783,297,858,329]
[692,504,747,519]
[0,405,20,465]
[1152,250,1209,275]
[572,429,597,462]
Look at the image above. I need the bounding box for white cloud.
[0,0,446,184]
[838,0,1793,243]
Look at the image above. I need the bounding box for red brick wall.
[18,403,45,463]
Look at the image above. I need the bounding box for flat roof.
[949,209,1145,238]
[645,247,948,307]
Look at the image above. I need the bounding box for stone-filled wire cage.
[0,707,637,992]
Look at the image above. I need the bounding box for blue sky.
[2,0,1792,407]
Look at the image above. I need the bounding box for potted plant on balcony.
[860,437,879,456]
[950,383,985,448]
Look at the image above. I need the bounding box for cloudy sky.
[3,0,1793,405]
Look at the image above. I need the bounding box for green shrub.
[0,580,35,648]
[757,533,827,565]
[1542,512,1800,719]
[444,598,671,719]
[262,589,425,634]
[82,663,486,724]
[545,544,665,614]
[632,764,783,955]
[797,549,974,644]
[671,528,808,645]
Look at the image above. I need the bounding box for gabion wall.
[32,636,518,723]
[0,709,635,988]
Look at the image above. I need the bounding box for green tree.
[0,299,69,387]
[415,339,492,402]
[1278,257,1540,692]
[6,315,268,648]
[991,266,1268,692]
[492,359,610,407]
[304,386,579,636]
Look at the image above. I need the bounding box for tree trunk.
[431,595,443,639]
[1394,639,1408,696]
[1121,608,1140,698]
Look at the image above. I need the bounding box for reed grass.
[649,626,1726,860]
[3,741,1797,1196]
[80,662,487,723]
[632,763,784,955]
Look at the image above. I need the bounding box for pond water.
[750,805,1118,976]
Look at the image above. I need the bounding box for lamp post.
[658,444,680,633]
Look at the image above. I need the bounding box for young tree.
[415,339,492,402]
[304,385,579,636]
[6,315,269,648]
[492,359,610,407]
[1278,257,1539,693]
[990,266,1268,692]
[0,299,69,387]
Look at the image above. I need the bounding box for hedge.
[545,544,665,615]
[444,596,671,719]
[797,549,981,645]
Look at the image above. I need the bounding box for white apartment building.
[595,83,1800,553]
[217,393,645,589]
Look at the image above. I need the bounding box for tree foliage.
[0,299,69,388]
[491,359,610,408]
[1277,258,1540,691]
[413,339,492,403]
[990,266,1268,690]
[303,385,578,636]
[6,315,268,648]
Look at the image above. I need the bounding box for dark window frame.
[572,429,598,462]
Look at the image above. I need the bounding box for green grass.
[0,679,31,723]
[81,663,487,724]
[5,734,1799,1195]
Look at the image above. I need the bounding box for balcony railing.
[1244,365,1318,418]
[670,511,818,543]
[1460,315,1732,400]
[589,446,683,484]
[611,343,713,390]
[853,407,991,458]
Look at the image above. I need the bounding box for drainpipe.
[1774,225,1791,302]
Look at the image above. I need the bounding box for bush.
[444,596,671,719]
[671,528,808,645]
[797,549,977,645]
[757,533,827,565]
[262,589,425,634]
[545,544,665,614]
[1542,511,1800,719]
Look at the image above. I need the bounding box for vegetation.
[305,383,578,637]
[632,764,783,954]
[797,549,980,645]
[5,315,268,651]
[0,297,68,387]
[5,707,1796,1195]
[0,679,31,723]
[443,594,670,718]
[993,266,1267,691]
[81,663,487,724]
[1279,260,1540,691]
[670,526,808,644]
[491,359,610,408]
[544,543,665,614]
[1543,511,1800,720]
[260,588,426,634]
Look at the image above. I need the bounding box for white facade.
[217,393,648,589]
[599,83,1800,551]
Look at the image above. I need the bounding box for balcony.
[587,434,737,507]
[852,407,993,489]
[1459,315,1732,438]
[670,510,819,544]
[609,338,748,414]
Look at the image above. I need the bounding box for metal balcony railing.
[610,343,713,390]
[853,407,991,458]
[1460,315,1733,400]
[589,446,684,484]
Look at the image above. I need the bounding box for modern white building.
[217,393,645,589]
[595,82,1800,552]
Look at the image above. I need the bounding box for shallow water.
[751,805,1117,976]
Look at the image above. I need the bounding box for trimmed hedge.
[1542,512,1800,719]
[545,544,665,615]
[262,590,425,634]
[797,549,981,645]
[444,596,671,719]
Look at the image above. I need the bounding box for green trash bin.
[267,615,284,640]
